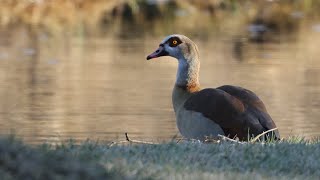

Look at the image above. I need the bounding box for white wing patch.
[176,109,225,141]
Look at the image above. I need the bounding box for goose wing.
[184,86,279,139]
[217,85,279,135]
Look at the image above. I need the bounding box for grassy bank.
[1,136,320,179]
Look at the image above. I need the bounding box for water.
[0,24,320,143]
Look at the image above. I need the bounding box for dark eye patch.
[168,37,182,47]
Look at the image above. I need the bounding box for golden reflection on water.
[0,25,320,143]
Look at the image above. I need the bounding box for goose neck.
[175,58,200,93]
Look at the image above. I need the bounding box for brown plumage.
[147,34,280,141]
[184,85,279,140]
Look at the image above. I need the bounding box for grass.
[1,136,320,179]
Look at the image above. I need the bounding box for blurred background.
[0,0,320,143]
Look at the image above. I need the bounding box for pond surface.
[1,24,320,143]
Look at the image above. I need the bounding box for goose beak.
[146,46,168,60]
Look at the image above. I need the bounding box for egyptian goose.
[146,34,280,141]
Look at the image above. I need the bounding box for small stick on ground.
[125,133,130,141]
[218,134,246,144]
[109,133,158,146]
[124,133,158,145]
[250,128,278,143]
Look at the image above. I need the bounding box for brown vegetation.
[0,0,319,34]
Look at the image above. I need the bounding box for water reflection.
[0,24,320,143]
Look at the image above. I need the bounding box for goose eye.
[169,39,180,47]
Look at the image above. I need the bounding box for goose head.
[146,34,199,62]
[146,34,201,92]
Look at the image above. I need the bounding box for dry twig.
[250,128,278,143]
[108,133,158,146]
[124,133,158,145]
[217,135,246,144]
